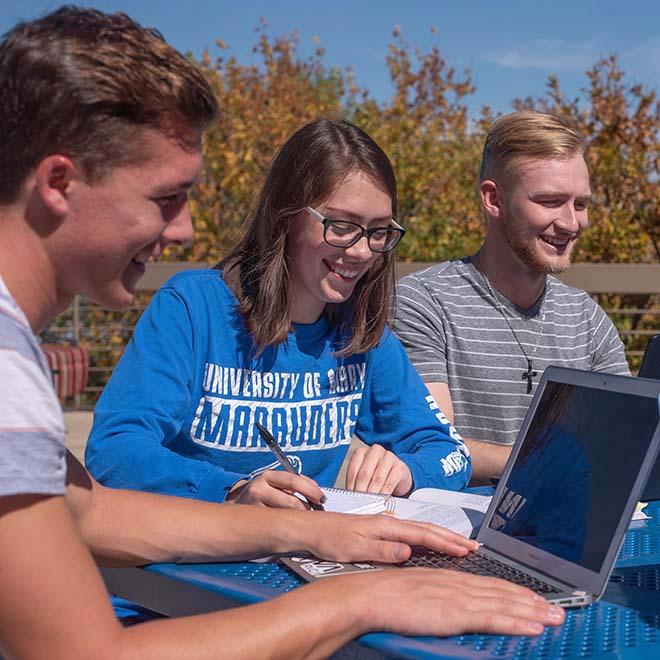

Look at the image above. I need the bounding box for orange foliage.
[45,25,659,402]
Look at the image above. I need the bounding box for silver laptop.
[404,366,660,606]
[284,366,660,607]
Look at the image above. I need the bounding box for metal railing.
[43,262,660,409]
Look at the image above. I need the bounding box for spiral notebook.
[320,487,392,515]
[319,486,487,538]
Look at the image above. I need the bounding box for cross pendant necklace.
[522,359,538,394]
[473,253,545,394]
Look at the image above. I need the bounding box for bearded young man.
[393,111,630,485]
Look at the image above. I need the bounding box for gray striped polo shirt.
[0,275,66,496]
[393,258,630,445]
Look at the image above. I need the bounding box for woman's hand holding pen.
[345,444,413,496]
[226,471,326,510]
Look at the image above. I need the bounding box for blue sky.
[2,1,658,115]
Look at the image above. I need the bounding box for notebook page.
[410,487,492,513]
[391,497,482,538]
[320,487,389,514]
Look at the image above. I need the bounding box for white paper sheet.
[410,487,492,513]
[388,498,477,538]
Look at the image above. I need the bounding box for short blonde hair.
[479,111,587,186]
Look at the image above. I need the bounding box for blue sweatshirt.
[86,270,471,502]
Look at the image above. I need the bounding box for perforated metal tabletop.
[102,501,660,659]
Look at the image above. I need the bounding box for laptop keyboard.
[404,548,562,595]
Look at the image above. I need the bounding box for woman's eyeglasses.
[305,207,405,253]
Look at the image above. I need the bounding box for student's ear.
[34,155,76,217]
[479,179,504,220]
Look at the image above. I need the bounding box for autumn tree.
[349,28,484,261]
[512,55,659,264]
[45,26,659,402]
[180,19,348,263]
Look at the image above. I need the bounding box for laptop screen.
[639,334,660,380]
[639,335,660,501]
[487,379,660,573]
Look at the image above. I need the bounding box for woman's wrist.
[226,479,249,501]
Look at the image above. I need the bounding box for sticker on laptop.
[281,556,382,581]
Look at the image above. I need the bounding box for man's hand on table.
[325,568,566,639]
[299,512,477,564]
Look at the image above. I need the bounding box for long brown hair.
[219,119,399,356]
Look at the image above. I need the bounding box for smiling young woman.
[86,119,472,508]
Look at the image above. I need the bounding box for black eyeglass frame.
[305,206,406,253]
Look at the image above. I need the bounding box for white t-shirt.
[0,275,66,496]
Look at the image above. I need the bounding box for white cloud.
[484,39,600,71]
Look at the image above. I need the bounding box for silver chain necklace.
[473,253,546,393]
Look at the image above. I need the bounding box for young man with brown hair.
[394,111,630,484]
[0,8,563,658]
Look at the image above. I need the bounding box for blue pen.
[255,421,325,511]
